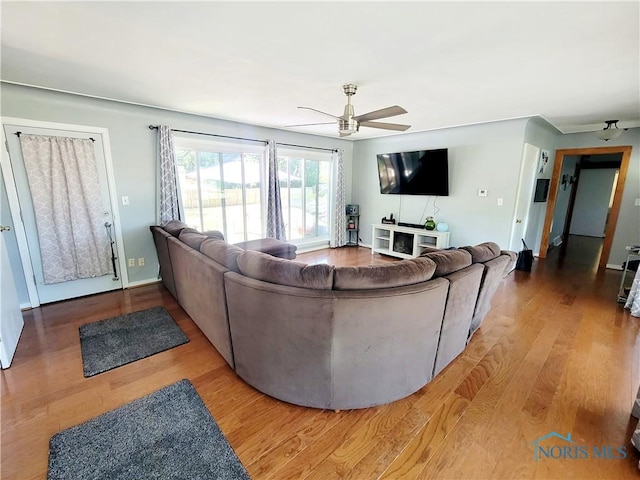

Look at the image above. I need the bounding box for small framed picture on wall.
[538,150,550,174]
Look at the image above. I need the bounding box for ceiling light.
[338,118,359,134]
[595,120,624,141]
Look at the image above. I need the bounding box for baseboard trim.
[126,278,161,288]
[293,239,331,254]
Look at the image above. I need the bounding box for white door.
[4,123,124,304]
[509,143,540,252]
[0,225,24,368]
[570,168,618,237]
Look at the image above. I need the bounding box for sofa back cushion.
[469,254,511,336]
[237,250,335,290]
[460,242,501,263]
[203,230,225,240]
[200,237,243,273]
[178,229,208,250]
[333,257,437,290]
[162,220,190,237]
[149,226,178,299]
[419,248,472,277]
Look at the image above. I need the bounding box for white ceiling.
[1,1,639,140]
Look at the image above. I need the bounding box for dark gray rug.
[47,379,251,480]
[79,306,189,377]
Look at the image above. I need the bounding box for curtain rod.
[148,125,266,145]
[15,131,95,142]
[277,142,337,153]
[148,125,337,153]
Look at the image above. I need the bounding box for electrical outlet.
[137,257,145,267]
[635,198,640,206]
[478,189,488,197]
[128,258,135,267]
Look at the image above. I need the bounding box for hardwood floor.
[2,245,639,479]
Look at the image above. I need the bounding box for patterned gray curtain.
[266,140,286,240]
[19,135,111,283]
[330,148,347,247]
[157,126,181,224]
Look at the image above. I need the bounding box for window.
[174,137,264,244]
[173,137,332,246]
[277,149,332,243]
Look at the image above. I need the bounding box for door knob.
[0,225,11,232]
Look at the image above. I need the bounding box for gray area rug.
[79,306,189,377]
[47,379,251,480]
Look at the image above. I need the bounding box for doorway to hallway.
[539,146,632,270]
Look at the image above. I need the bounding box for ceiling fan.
[288,84,411,137]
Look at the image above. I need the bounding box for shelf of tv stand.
[371,223,450,259]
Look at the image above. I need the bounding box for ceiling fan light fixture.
[595,120,624,141]
[291,84,410,137]
[338,118,359,134]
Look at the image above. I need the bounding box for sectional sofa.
[150,221,515,410]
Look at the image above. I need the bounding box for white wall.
[522,117,561,253]
[352,119,529,248]
[1,83,354,305]
[570,168,617,237]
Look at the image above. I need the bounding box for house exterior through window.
[277,148,331,245]
[173,137,331,247]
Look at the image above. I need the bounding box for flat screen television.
[376,148,449,195]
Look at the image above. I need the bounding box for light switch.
[497,198,504,206]
[122,196,130,206]
[635,198,640,206]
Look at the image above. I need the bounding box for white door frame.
[1,117,129,307]
[508,142,540,252]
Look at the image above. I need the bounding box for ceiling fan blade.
[359,121,411,131]
[285,122,335,127]
[298,106,339,119]
[353,105,407,122]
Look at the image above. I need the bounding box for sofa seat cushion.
[178,229,209,250]
[200,237,243,273]
[234,238,297,260]
[333,257,437,290]
[420,249,472,277]
[237,250,334,290]
[162,220,190,237]
[460,242,501,263]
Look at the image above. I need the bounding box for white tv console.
[371,223,450,259]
